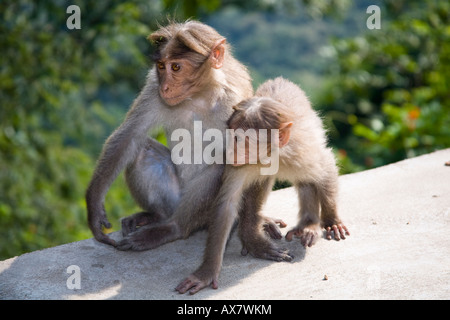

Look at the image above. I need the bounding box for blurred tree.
[318,0,450,172]
[0,0,160,259]
[204,3,368,98]
[162,0,350,19]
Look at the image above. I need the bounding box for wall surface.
[1,149,449,299]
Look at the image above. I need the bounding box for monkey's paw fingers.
[90,215,116,247]
[115,234,151,251]
[262,216,287,240]
[115,233,147,251]
[325,224,350,241]
[175,274,218,295]
[286,226,320,248]
[241,241,293,262]
[264,247,294,262]
[115,238,133,251]
[96,233,116,247]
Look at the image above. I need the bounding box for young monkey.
[228,77,349,258]
[175,77,350,294]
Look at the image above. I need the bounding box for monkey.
[85,21,286,293]
[175,77,349,294]
[85,20,253,247]
[231,77,350,248]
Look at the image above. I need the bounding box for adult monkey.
[86,21,284,253]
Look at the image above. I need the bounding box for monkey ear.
[232,105,242,112]
[210,38,226,69]
[148,32,166,46]
[278,122,293,148]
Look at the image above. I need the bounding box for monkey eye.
[157,61,165,70]
[171,63,181,72]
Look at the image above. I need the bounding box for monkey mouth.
[160,93,186,106]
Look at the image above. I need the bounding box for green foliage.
[0,0,158,259]
[162,0,350,20]
[319,0,450,170]
[204,2,365,97]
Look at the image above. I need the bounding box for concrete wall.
[1,149,449,299]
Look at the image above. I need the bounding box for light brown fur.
[210,77,350,276]
[229,77,349,250]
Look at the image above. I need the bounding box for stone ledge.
[1,149,449,299]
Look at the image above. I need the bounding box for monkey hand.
[323,223,350,241]
[176,270,219,295]
[87,204,116,247]
[262,216,287,240]
[241,233,293,262]
[285,224,321,248]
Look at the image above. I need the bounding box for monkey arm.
[238,185,293,262]
[176,183,239,294]
[86,78,161,246]
[86,124,141,246]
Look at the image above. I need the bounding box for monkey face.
[227,97,294,167]
[149,24,226,107]
[156,58,201,106]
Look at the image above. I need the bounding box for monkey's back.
[255,77,311,115]
[254,77,324,142]
[255,77,334,182]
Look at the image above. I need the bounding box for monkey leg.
[122,138,181,236]
[176,198,239,295]
[321,209,350,241]
[286,183,322,247]
[119,163,223,252]
[121,211,167,237]
[236,179,292,261]
[116,220,181,251]
[240,178,288,240]
[317,177,350,241]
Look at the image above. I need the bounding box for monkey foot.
[116,222,179,251]
[324,224,350,241]
[121,211,166,237]
[285,225,321,248]
[241,236,293,262]
[176,274,218,295]
[262,216,287,240]
[241,246,293,262]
